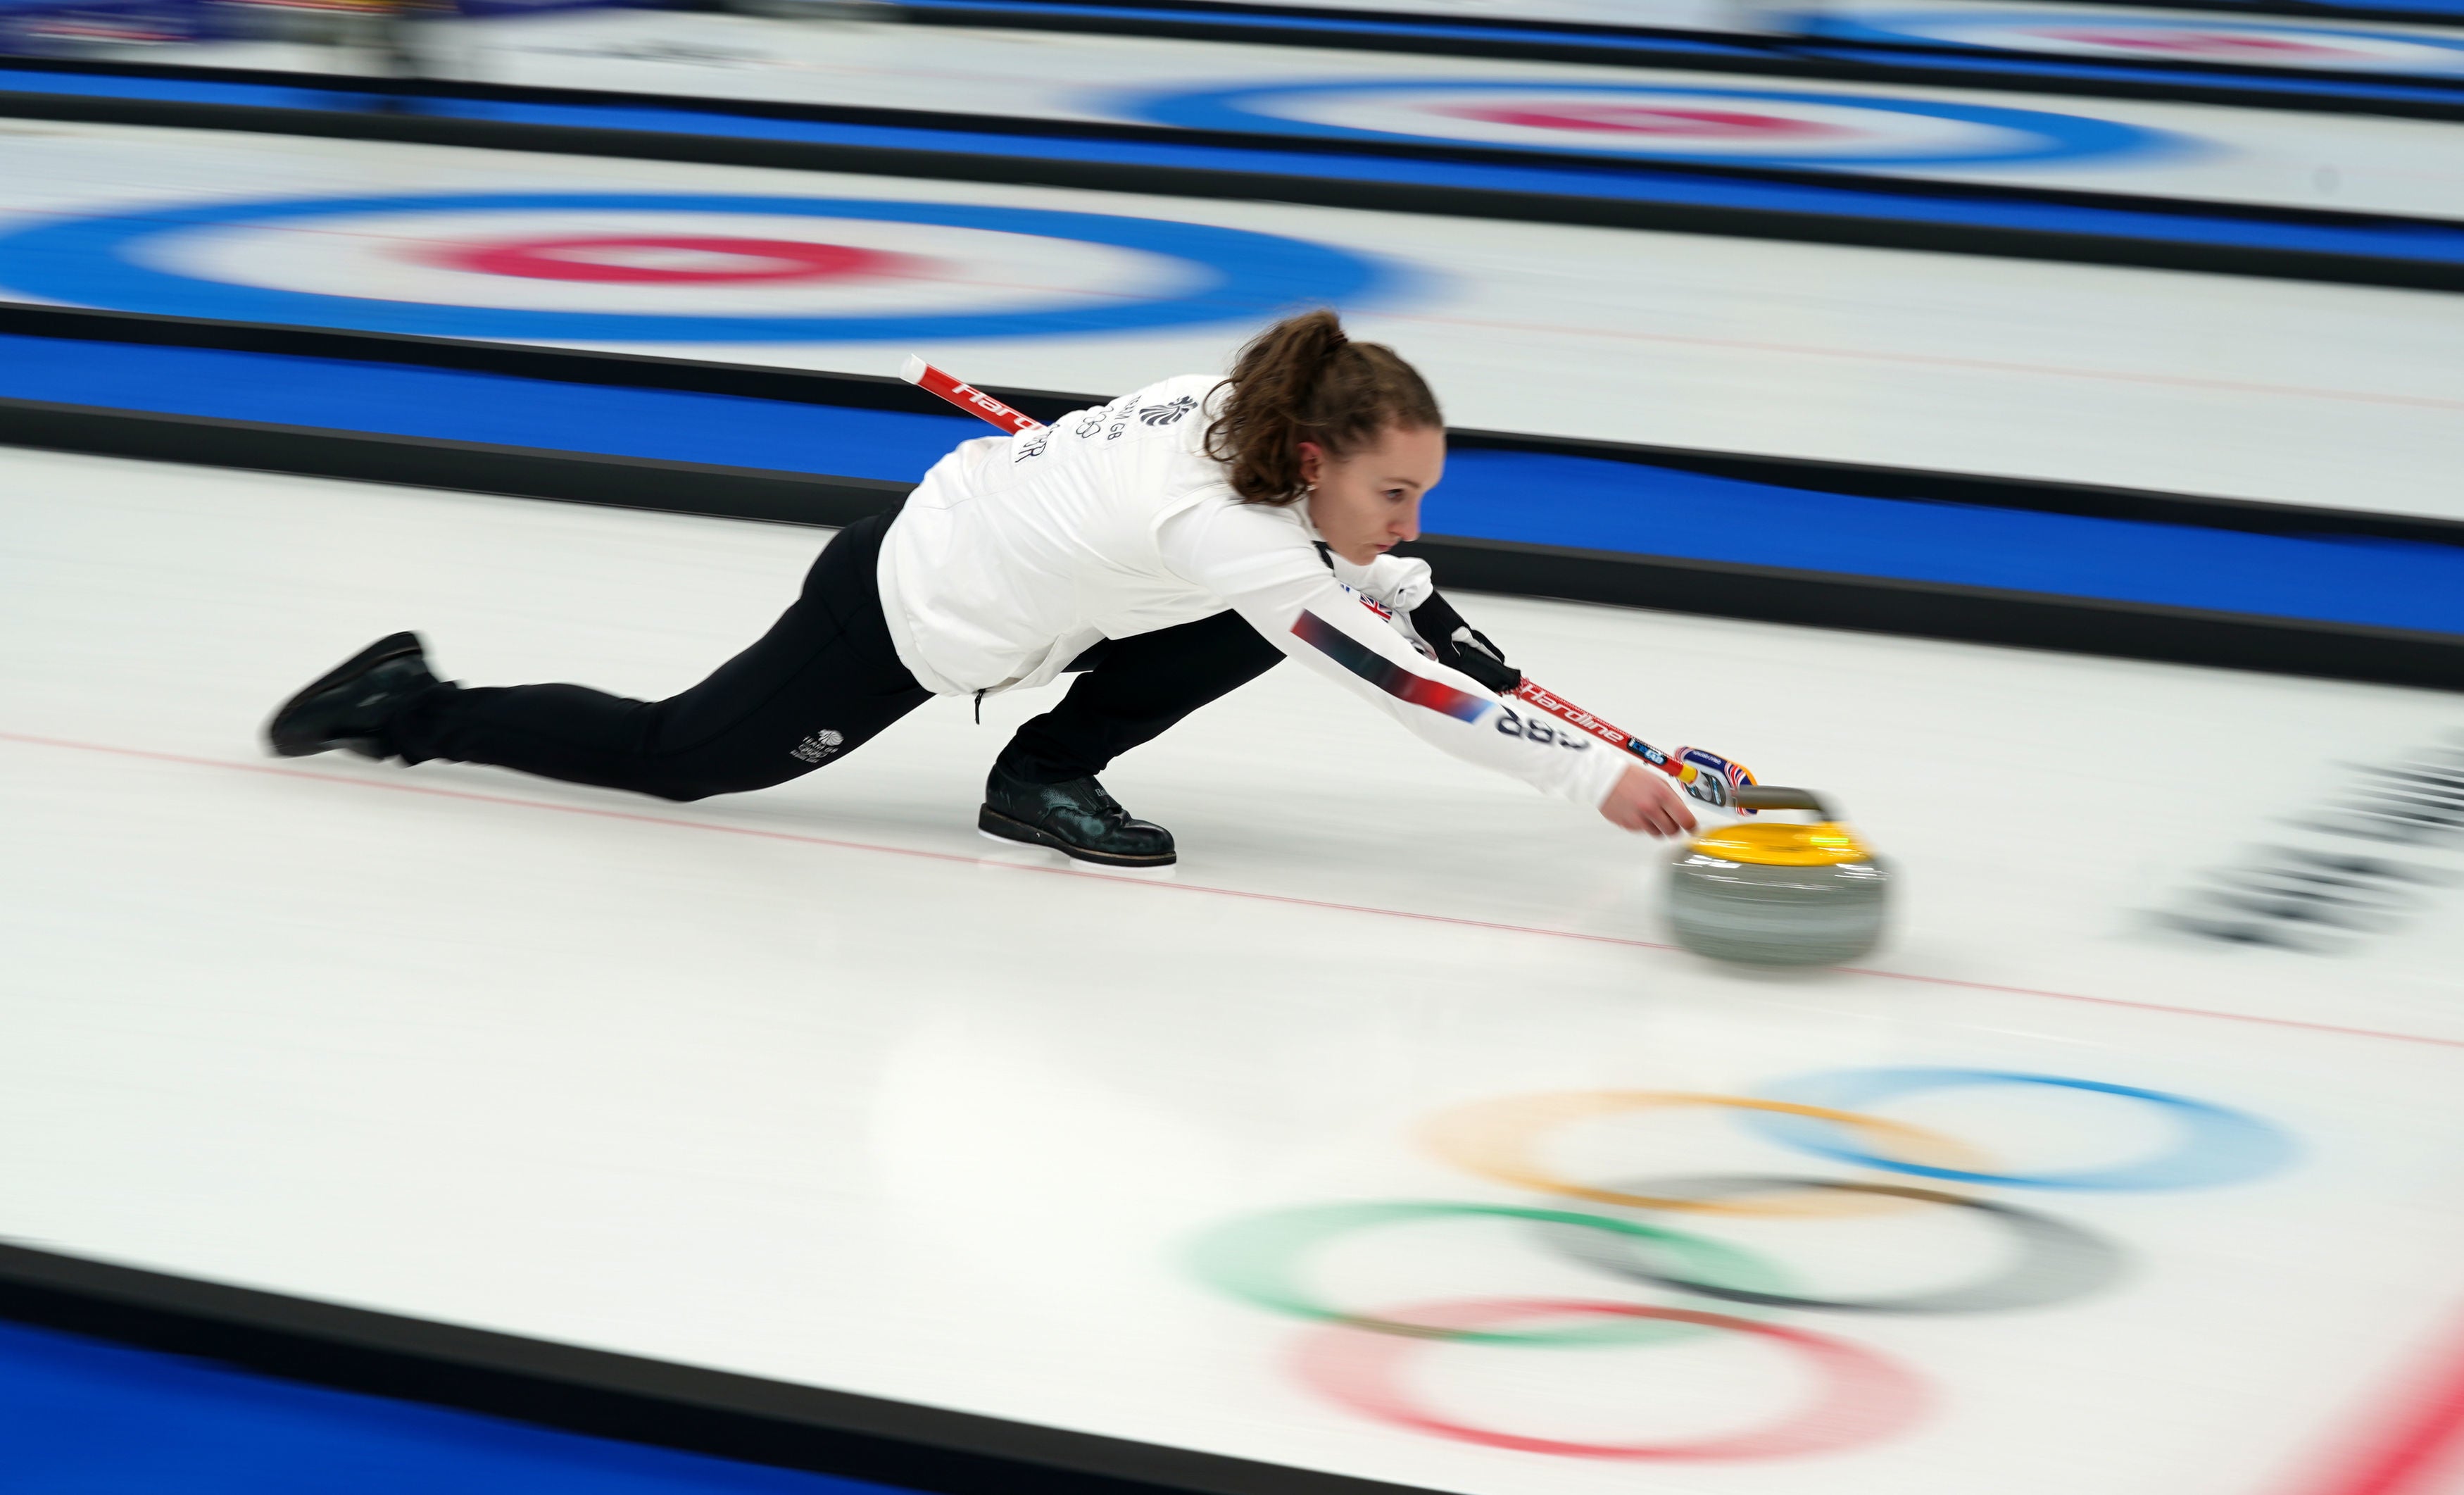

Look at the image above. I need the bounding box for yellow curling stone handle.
[1698,787,1873,867]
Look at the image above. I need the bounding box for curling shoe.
[265,631,437,759]
[979,761,1176,868]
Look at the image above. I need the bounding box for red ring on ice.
[2028,27,2348,58]
[1434,103,1848,138]
[1290,1299,1928,1460]
[427,234,924,284]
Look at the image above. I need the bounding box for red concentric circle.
[1435,104,1844,138]
[2033,28,2344,58]
[422,234,925,284]
[1291,1298,1928,1460]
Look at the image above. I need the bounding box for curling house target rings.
[1421,1089,1997,1216]
[1747,1068,2298,1190]
[1184,1201,1792,1346]
[1537,1177,2131,1313]
[1124,80,2177,168]
[1806,11,2464,73]
[0,192,1393,343]
[1290,1299,1931,1460]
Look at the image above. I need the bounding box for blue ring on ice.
[0,192,1393,342]
[1742,1068,2296,1191]
[1125,80,2175,168]
[1802,11,2464,70]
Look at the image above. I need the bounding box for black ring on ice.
[1538,1175,2130,1314]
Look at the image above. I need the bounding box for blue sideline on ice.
[7,333,2463,637]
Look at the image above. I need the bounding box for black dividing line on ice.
[5,393,2460,692]
[892,0,2464,108]
[929,0,2464,54]
[18,23,2464,120]
[0,1239,1433,1495]
[5,77,2464,296]
[12,302,2463,552]
[25,50,2451,203]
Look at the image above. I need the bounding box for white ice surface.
[1240,0,2464,72]
[174,11,2464,219]
[165,0,2464,56]
[5,123,2462,520]
[1124,0,2464,62]
[5,449,2464,1494]
[1794,0,2464,75]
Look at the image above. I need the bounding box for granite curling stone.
[1666,787,1888,967]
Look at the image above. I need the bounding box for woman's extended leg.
[275,510,930,803]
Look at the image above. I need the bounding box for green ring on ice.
[1186,1200,1793,1346]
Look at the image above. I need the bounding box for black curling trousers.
[997,606,1283,785]
[386,508,1284,803]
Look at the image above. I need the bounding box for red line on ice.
[11,727,2464,1053]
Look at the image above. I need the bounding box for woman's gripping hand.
[1600,763,1697,837]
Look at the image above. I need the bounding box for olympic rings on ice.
[1123,80,2181,168]
[1421,1089,1995,1215]
[1747,1068,2298,1190]
[1535,1177,2130,1313]
[0,192,1395,344]
[1291,1299,1932,1460]
[1186,1201,1791,1345]
[1190,1067,2292,1461]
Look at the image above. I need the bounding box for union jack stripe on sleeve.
[1291,610,1492,723]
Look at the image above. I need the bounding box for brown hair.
[1205,309,1441,506]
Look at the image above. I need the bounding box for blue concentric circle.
[1742,1068,2296,1191]
[0,192,1395,342]
[1124,80,2175,168]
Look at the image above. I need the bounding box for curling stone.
[1666,787,1888,967]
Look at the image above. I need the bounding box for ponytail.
[1205,309,1441,507]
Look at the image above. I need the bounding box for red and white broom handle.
[898,357,1753,809]
[903,357,1043,437]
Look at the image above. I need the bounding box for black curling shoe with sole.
[979,761,1176,868]
[265,631,438,758]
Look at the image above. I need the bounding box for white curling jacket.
[876,374,1629,811]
